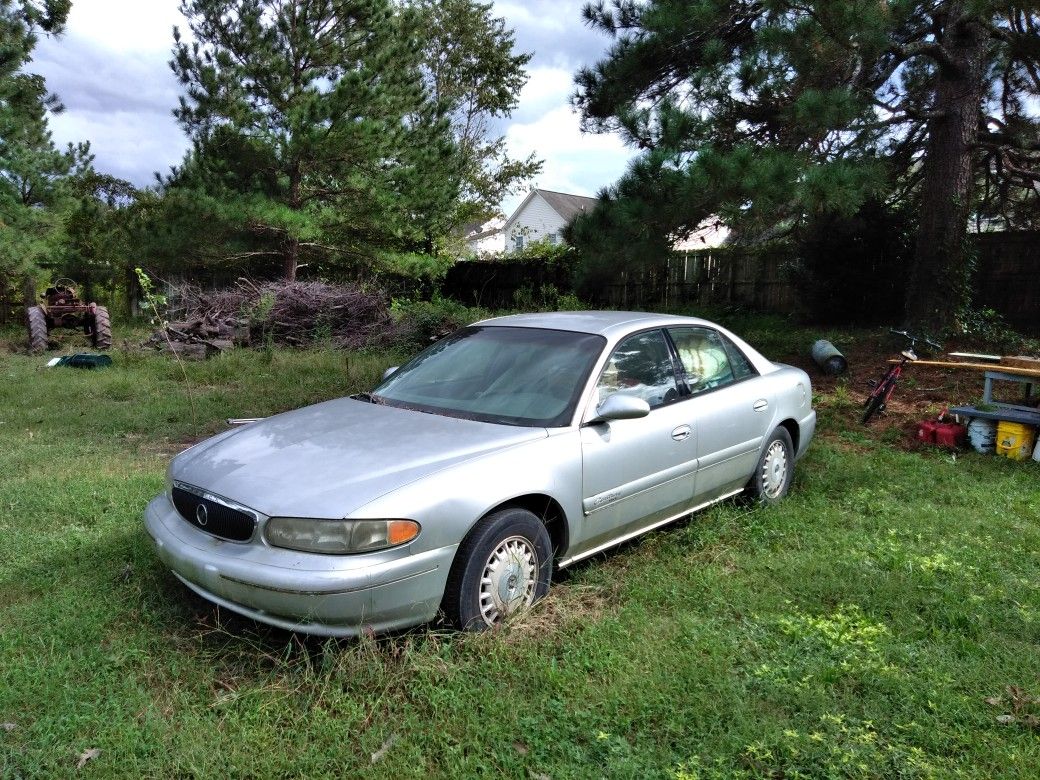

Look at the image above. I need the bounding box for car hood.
[172,397,547,518]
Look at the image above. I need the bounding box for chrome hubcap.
[761,441,788,498]
[479,536,538,626]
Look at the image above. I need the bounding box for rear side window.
[668,327,756,394]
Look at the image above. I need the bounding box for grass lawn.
[1,323,1038,778]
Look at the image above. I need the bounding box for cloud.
[503,104,632,213]
[493,0,607,71]
[29,0,189,185]
[25,0,632,201]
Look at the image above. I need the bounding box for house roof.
[504,188,599,231]
[463,216,505,243]
[534,189,598,222]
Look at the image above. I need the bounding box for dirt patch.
[780,335,1024,452]
[143,434,209,460]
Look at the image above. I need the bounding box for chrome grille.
[171,486,255,542]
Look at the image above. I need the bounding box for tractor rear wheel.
[26,306,48,354]
[91,305,112,350]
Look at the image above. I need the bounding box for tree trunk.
[284,161,302,282]
[905,5,988,334]
[283,237,299,282]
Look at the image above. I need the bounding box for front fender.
[349,429,584,556]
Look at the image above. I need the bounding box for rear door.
[667,327,774,501]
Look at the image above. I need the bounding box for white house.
[673,219,730,250]
[502,188,599,251]
[462,217,506,254]
[463,187,730,255]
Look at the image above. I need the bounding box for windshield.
[372,326,606,426]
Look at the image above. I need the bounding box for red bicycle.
[862,329,941,424]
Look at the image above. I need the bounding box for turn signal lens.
[265,517,420,555]
[387,519,420,545]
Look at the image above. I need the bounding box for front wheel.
[442,508,552,631]
[861,392,886,424]
[746,427,794,505]
[26,306,48,353]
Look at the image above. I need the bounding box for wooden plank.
[949,352,1001,362]
[949,405,1040,425]
[887,359,1040,378]
[1001,356,1040,370]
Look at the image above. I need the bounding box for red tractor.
[26,278,112,354]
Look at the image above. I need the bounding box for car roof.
[474,311,715,339]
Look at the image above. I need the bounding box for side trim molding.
[558,488,744,569]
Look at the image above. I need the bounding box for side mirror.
[382,366,399,381]
[590,393,650,423]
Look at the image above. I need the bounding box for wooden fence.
[594,246,798,312]
[972,231,1039,334]
[440,256,577,309]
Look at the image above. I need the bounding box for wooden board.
[1001,355,1040,370]
[887,359,1040,378]
[948,352,1001,362]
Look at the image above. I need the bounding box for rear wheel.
[90,305,112,350]
[26,306,48,353]
[442,507,552,631]
[746,427,794,505]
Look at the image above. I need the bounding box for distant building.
[461,217,506,255]
[501,188,598,252]
[673,219,730,250]
[463,187,729,256]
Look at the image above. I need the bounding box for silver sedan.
[144,311,816,635]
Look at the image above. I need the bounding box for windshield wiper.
[351,392,383,404]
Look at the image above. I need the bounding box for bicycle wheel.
[861,391,886,424]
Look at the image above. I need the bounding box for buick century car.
[145,311,816,635]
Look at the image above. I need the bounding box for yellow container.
[995,421,1038,461]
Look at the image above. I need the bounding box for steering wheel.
[51,277,78,292]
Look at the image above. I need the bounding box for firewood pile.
[147,279,393,358]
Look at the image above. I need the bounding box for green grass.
[2,329,1039,778]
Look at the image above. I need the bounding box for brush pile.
[147,279,393,357]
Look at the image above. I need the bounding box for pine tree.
[571,1,1040,331]
[407,0,541,226]
[0,0,89,282]
[170,0,459,281]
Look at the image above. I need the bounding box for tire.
[26,306,48,354]
[861,392,886,424]
[91,305,112,350]
[442,507,553,631]
[746,426,794,505]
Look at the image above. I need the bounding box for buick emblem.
[195,503,209,526]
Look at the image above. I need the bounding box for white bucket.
[1033,435,1040,462]
[967,418,997,454]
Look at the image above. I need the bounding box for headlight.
[264,518,420,554]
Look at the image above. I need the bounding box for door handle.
[753,399,769,412]
[671,425,692,441]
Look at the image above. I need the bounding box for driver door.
[576,329,698,556]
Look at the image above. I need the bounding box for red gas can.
[934,422,966,448]
[917,420,939,443]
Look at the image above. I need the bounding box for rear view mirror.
[591,393,650,423]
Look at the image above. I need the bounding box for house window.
[548,232,559,245]
[515,234,524,250]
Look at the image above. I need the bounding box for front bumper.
[144,494,457,636]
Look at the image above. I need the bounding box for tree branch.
[888,40,957,70]
[978,130,1040,152]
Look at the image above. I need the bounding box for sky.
[30,0,635,217]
